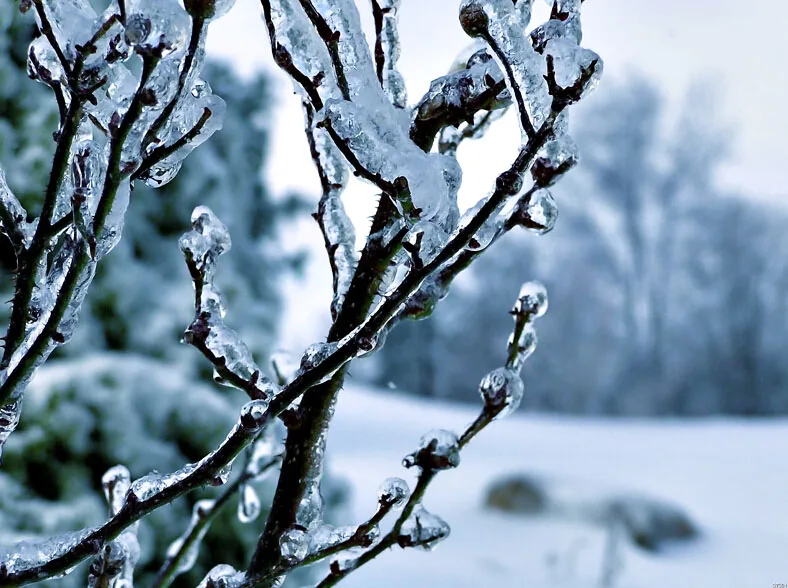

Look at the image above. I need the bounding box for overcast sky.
[206,0,788,350]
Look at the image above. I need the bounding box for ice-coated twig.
[180,206,279,400]
[153,457,281,588]
[311,285,547,586]
[0,169,32,257]
[303,103,357,320]
[371,0,406,107]
[0,399,267,585]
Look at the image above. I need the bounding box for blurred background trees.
[372,77,788,416]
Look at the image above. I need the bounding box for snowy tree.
[0,0,604,585]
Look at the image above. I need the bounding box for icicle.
[102,464,132,515]
[403,429,460,471]
[237,484,262,523]
[163,500,215,579]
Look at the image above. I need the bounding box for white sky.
[206,0,788,350]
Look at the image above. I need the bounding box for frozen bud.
[513,188,558,234]
[532,135,579,186]
[398,505,450,550]
[459,1,489,37]
[179,206,231,269]
[496,169,523,196]
[197,564,242,588]
[479,367,524,418]
[403,429,460,471]
[124,1,191,58]
[237,484,261,523]
[279,527,309,562]
[102,465,131,514]
[378,477,410,508]
[240,399,269,430]
[184,0,237,19]
[515,281,548,318]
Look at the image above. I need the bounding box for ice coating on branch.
[323,100,451,221]
[102,464,132,515]
[462,196,503,252]
[378,0,407,107]
[545,38,601,95]
[309,524,358,553]
[37,0,97,61]
[237,484,262,523]
[131,462,198,502]
[397,505,450,550]
[0,399,22,464]
[180,207,277,398]
[164,499,215,578]
[403,429,461,471]
[459,0,550,137]
[479,367,524,418]
[378,477,410,508]
[240,399,269,430]
[197,564,244,588]
[508,322,537,370]
[0,527,98,579]
[0,169,35,250]
[297,342,339,382]
[26,36,66,90]
[279,527,309,562]
[267,0,341,99]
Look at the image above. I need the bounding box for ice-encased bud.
[403,429,460,471]
[124,0,191,58]
[514,281,548,318]
[545,38,602,98]
[179,206,231,269]
[532,134,579,186]
[27,36,65,86]
[237,484,261,523]
[0,399,23,464]
[184,0,237,19]
[240,399,269,430]
[378,477,410,508]
[102,465,131,515]
[196,564,243,588]
[459,1,489,37]
[522,188,558,234]
[279,527,309,562]
[143,161,183,188]
[397,505,450,550]
[479,367,524,418]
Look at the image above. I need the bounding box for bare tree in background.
[0,0,603,585]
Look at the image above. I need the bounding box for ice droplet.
[378,477,410,508]
[237,484,261,523]
[279,527,309,562]
[102,464,131,515]
[515,281,548,318]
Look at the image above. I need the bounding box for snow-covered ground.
[327,385,788,588]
